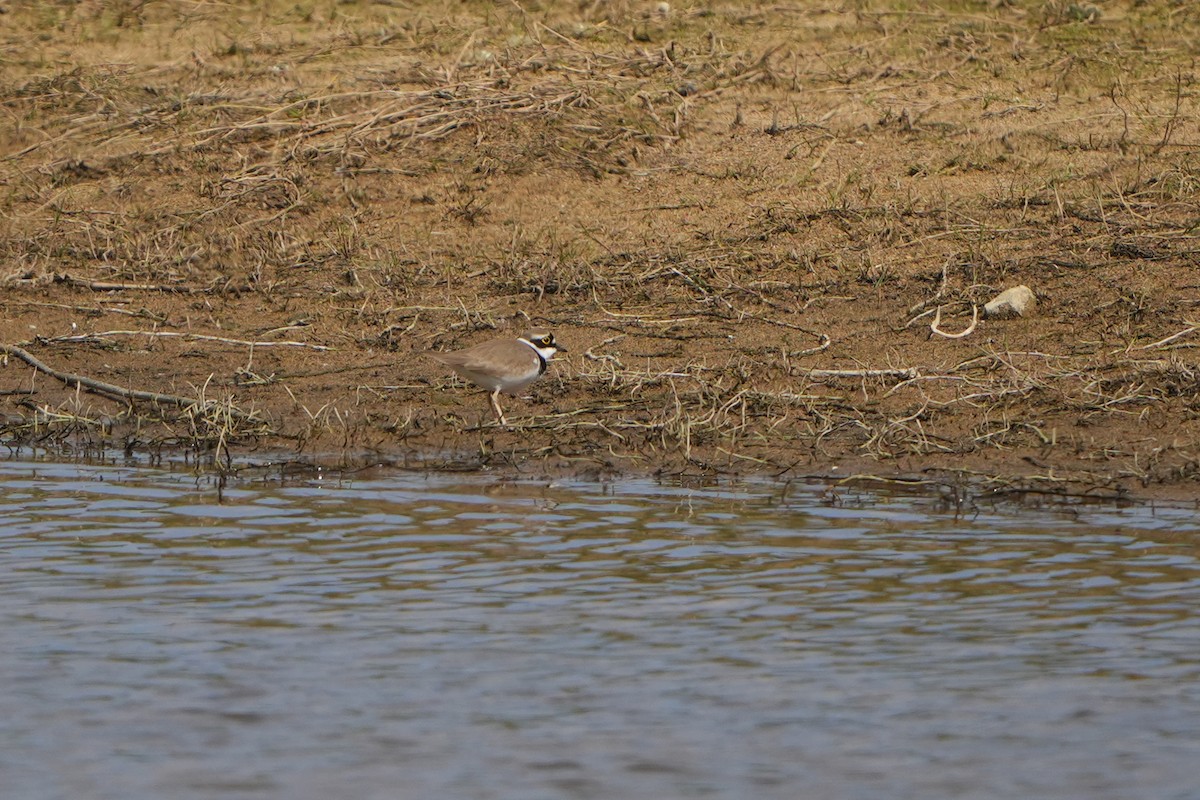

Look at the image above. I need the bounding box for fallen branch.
[0,343,257,419]
[930,305,979,339]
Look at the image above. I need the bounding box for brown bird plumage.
[428,330,565,425]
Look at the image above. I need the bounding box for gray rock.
[984,285,1037,319]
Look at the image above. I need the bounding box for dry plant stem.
[793,334,832,357]
[833,474,951,490]
[805,367,918,380]
[9,300,167,322]
[55,274,251,294]
[0,343,253,418]
[47,331,331,350]
[907,262,950,317]
[930,305,979,339]
[1125,324,1199,353]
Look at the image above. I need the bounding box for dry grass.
[3,1,1200,494]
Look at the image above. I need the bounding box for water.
[1,458,1199,800]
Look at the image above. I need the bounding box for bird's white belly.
[460,366,540,394]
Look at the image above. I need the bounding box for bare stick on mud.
[55,274,252,295]
[0,343,255,419]
[930,306,979,339]
[46,331,331,351]
[1126,324,1199,352]
[805,367,918,380]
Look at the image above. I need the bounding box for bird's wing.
[429,340,533,374]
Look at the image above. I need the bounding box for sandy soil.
[3,1,1200,500]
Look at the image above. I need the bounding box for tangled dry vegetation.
[2,0,1200,497]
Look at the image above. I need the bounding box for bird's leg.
[489,390,508,426]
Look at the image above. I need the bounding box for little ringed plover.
[428,330,565,426]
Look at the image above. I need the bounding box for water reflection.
[1,459,1199,799]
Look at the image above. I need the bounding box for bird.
[428,330,566,426]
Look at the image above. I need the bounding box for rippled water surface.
[2,459,1200,800]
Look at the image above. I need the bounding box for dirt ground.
[3,0,1200,500]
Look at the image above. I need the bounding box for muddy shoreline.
[3,2,1200,502]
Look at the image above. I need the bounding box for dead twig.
[0,343,259,420]
[1124,324,1199,353]
[55,274,251,294]
[930,305,979,339]
[907,260,951,318]
[805,367,919,380]
[45,330,332,351]
[8,299,168,323]
[792,333,832,357]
